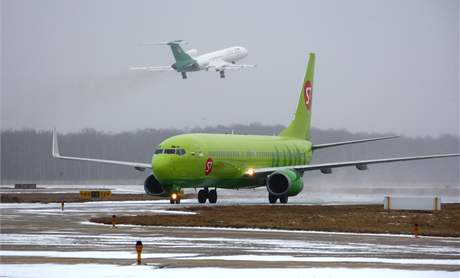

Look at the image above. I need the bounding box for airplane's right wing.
[206,60,256,71]
[221,64,257,70]
[312,135,399,150]
[129,66,174,72]
[52,129,151,172]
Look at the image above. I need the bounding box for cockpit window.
[156,147,186,156]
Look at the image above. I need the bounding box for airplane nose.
[152,155,174,180]
[242,47,248,56]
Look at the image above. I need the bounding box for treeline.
[1,123,459,184]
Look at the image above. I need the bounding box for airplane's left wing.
[52,129,151,172]
[251,153,460,176]
[129,66,175,72]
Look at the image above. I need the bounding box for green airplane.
[52,53,459,204]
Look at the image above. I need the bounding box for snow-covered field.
[1,264,458,278]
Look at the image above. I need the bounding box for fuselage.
[194,46,248,70]
[152,133,312,189]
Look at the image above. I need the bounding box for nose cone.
[241,47,249,57]
[152,155,174,181]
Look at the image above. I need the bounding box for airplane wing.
[251,153,460,175]
[129,66,174,72]
[207,60,256,71]
[312,135,399,150]
[52,129,151,172]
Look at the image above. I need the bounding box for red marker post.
[112,215,117,228]
[413,223,420,238]
[135,241,143,265]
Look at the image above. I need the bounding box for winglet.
[52,128,60,158]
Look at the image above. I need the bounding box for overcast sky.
[2,0,459,137]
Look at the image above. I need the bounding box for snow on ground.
[2,232,457,257]
[0,264,458,278]
[0,250,199,259]
[184,255,460,265]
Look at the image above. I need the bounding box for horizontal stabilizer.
[312,135,399,150]
[140,40,187,46]
[52,129,151,171]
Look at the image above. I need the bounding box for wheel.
[219,70,225,78]
[170,192,180,204]
[208,189,217,204]
[181,72,187,79]
[279,195,288,204]
[268,194,277,204]
[198,189,208,203]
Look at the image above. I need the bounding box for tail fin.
[167,41,193,63]
[279,53,315,140]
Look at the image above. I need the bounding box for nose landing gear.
[219,70,225,78]
[181,72,187,79]
[170,192,181,204]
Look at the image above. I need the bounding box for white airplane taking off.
[130,40,256,79]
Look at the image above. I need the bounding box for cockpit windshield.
[155,148,186,156]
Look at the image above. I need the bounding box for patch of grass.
[90,204,460,237]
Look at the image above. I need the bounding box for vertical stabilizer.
[279,53,315,140]
[167,41,193,63]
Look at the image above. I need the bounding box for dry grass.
[91,204,460,237]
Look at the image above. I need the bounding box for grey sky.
[2,0,459,137]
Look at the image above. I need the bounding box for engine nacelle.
[186,49,198,57]
[144,174,169,196]
[266,169,304,197]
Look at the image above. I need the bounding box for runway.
[1,185,459,277]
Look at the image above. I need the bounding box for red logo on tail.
[204,157,213,176]
[303,81,312,111]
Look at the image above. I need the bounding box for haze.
[1,0,459,137]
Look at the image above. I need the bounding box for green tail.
[279,53,316,140]
[167,41,193,63]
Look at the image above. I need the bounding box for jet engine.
[266,169,304,197]
[186,49,198,57]
[144,174,169,196]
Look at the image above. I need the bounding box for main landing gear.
[198,188,218,204]
[268,193,288,204]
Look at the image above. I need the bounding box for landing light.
[171,193,178,200]
[245,168,255,176]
